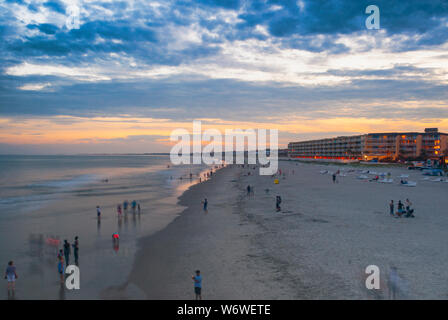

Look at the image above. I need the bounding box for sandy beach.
[123,165,287,299]
[121,160,448,300]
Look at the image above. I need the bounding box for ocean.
[0,154,211,299]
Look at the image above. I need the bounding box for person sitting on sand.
[404,199,415,218]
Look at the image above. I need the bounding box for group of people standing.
[389,199,415,218]
[116,199,141,217]
[57,236,79,283]
[95,200,142,220]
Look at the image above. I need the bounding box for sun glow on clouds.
[1,113,447,149]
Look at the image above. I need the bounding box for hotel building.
[288,128,448,162]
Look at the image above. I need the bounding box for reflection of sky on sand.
[0,155,214,299]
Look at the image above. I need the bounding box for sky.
[0,0,448,154]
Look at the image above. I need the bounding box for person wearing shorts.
[192,270,202,300]
[5,261,17,293]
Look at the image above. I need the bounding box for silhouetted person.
[72,236,79,265]
[63,240,71,266]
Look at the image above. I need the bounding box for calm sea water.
[0,154,210,299]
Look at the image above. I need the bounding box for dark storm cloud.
[2,69,448,121]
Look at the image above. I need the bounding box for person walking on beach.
[117,204,122,216]
[72,236,79,265]
[389,200,394,216]
[202,198,208,211]
[96,206,101,219]
[192,270,202,300]
[276,196,282,212]
[137,203,141,214]
[63,240,71,266]
[4,261,17,295]
[332,173,337,183]
[247,185,251,196]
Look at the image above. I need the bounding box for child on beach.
[57,249,64,260]
[192,270,202,300]
[57,256,64,284]
[4,261,17,294]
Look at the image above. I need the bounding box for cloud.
[42,0,66,15]
[18,82,52,91]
